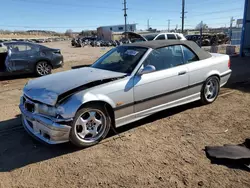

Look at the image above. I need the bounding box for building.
[231,28,242,45]
[241,0,250,56]
[97,24,136,40]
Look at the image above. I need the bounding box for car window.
[167,34,176,40]
[142,45,184,71]
[9,44,30,53]
[26,45,32,50]
[176,34,182,40]
[102,50,123,64]
[155,34,165,40]
[92,46,148,74]
[182,45,199,63]
[143,34,158,41]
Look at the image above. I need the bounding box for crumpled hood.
[23,67,126,106]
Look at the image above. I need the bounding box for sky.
[0,0,246,32]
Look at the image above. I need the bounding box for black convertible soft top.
[122,40,212,60]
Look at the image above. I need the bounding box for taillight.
[228,59,231,69]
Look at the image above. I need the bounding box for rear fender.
[205,70,220,80]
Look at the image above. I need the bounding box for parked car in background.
[19,40,231,148]
[72,37,118,47]
[186,34,230,46]
[124,32,187,43]
[0,41,63,76]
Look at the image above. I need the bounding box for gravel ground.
[0,41,250,188]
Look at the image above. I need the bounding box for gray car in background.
[19,40,232,148]
[0,41,63,76]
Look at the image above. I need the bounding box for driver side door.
[133,45,189,116]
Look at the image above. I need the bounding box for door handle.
[178,71,187,75]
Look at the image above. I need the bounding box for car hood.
[23,67,126,106]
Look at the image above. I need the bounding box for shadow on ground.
[0,115,22,134]
[0,101,201,172]
[225,56,250,93]
[0,73,35,81]
[206,157,250,173]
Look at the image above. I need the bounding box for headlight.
[37,104,64,117]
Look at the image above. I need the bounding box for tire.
[35,61,52,76]
[70,104,111,148]
[200,76,220,105]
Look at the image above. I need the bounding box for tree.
[195,23,208,30]
[91,30,97,36]
[80,30,97,37]
[65,29,73,37]
[80,30,91,37]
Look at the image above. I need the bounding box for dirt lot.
[0,41,250,188]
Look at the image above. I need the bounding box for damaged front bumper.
[19,104,72,144]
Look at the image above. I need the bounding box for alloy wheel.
[36,62,51,76]
[74,109,107,143]
[204,79,219,102]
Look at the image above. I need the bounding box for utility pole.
[181,0,185,33]
[175,24,178,32]
[147,19,150,30]
[123,0,128,37]
[229,17,235,44]
[199,21,203,47]
[168,19,171,32]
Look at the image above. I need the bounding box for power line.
[197,15,243,21]
[129,8,180,13]
[10,0,122,10]
[11,0,243,14]
[10,0,245,17]
[190,8,243,16]
[0,24,100,29]
[186,0,244,6]
[184,15,243,26]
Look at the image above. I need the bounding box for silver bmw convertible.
[19,40,232,147]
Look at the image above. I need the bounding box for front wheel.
[70,104,111,148]
[35,61,52,76]
[200,76,220,105]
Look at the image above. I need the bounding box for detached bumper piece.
[205,138,250,170]
[19,104,71,144]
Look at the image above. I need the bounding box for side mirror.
[139,65,156,75]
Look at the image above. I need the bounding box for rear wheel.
[70,104,111,148]
[201,76,220,104]
[35,61,52,76]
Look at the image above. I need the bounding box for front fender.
[58,91,116,119]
